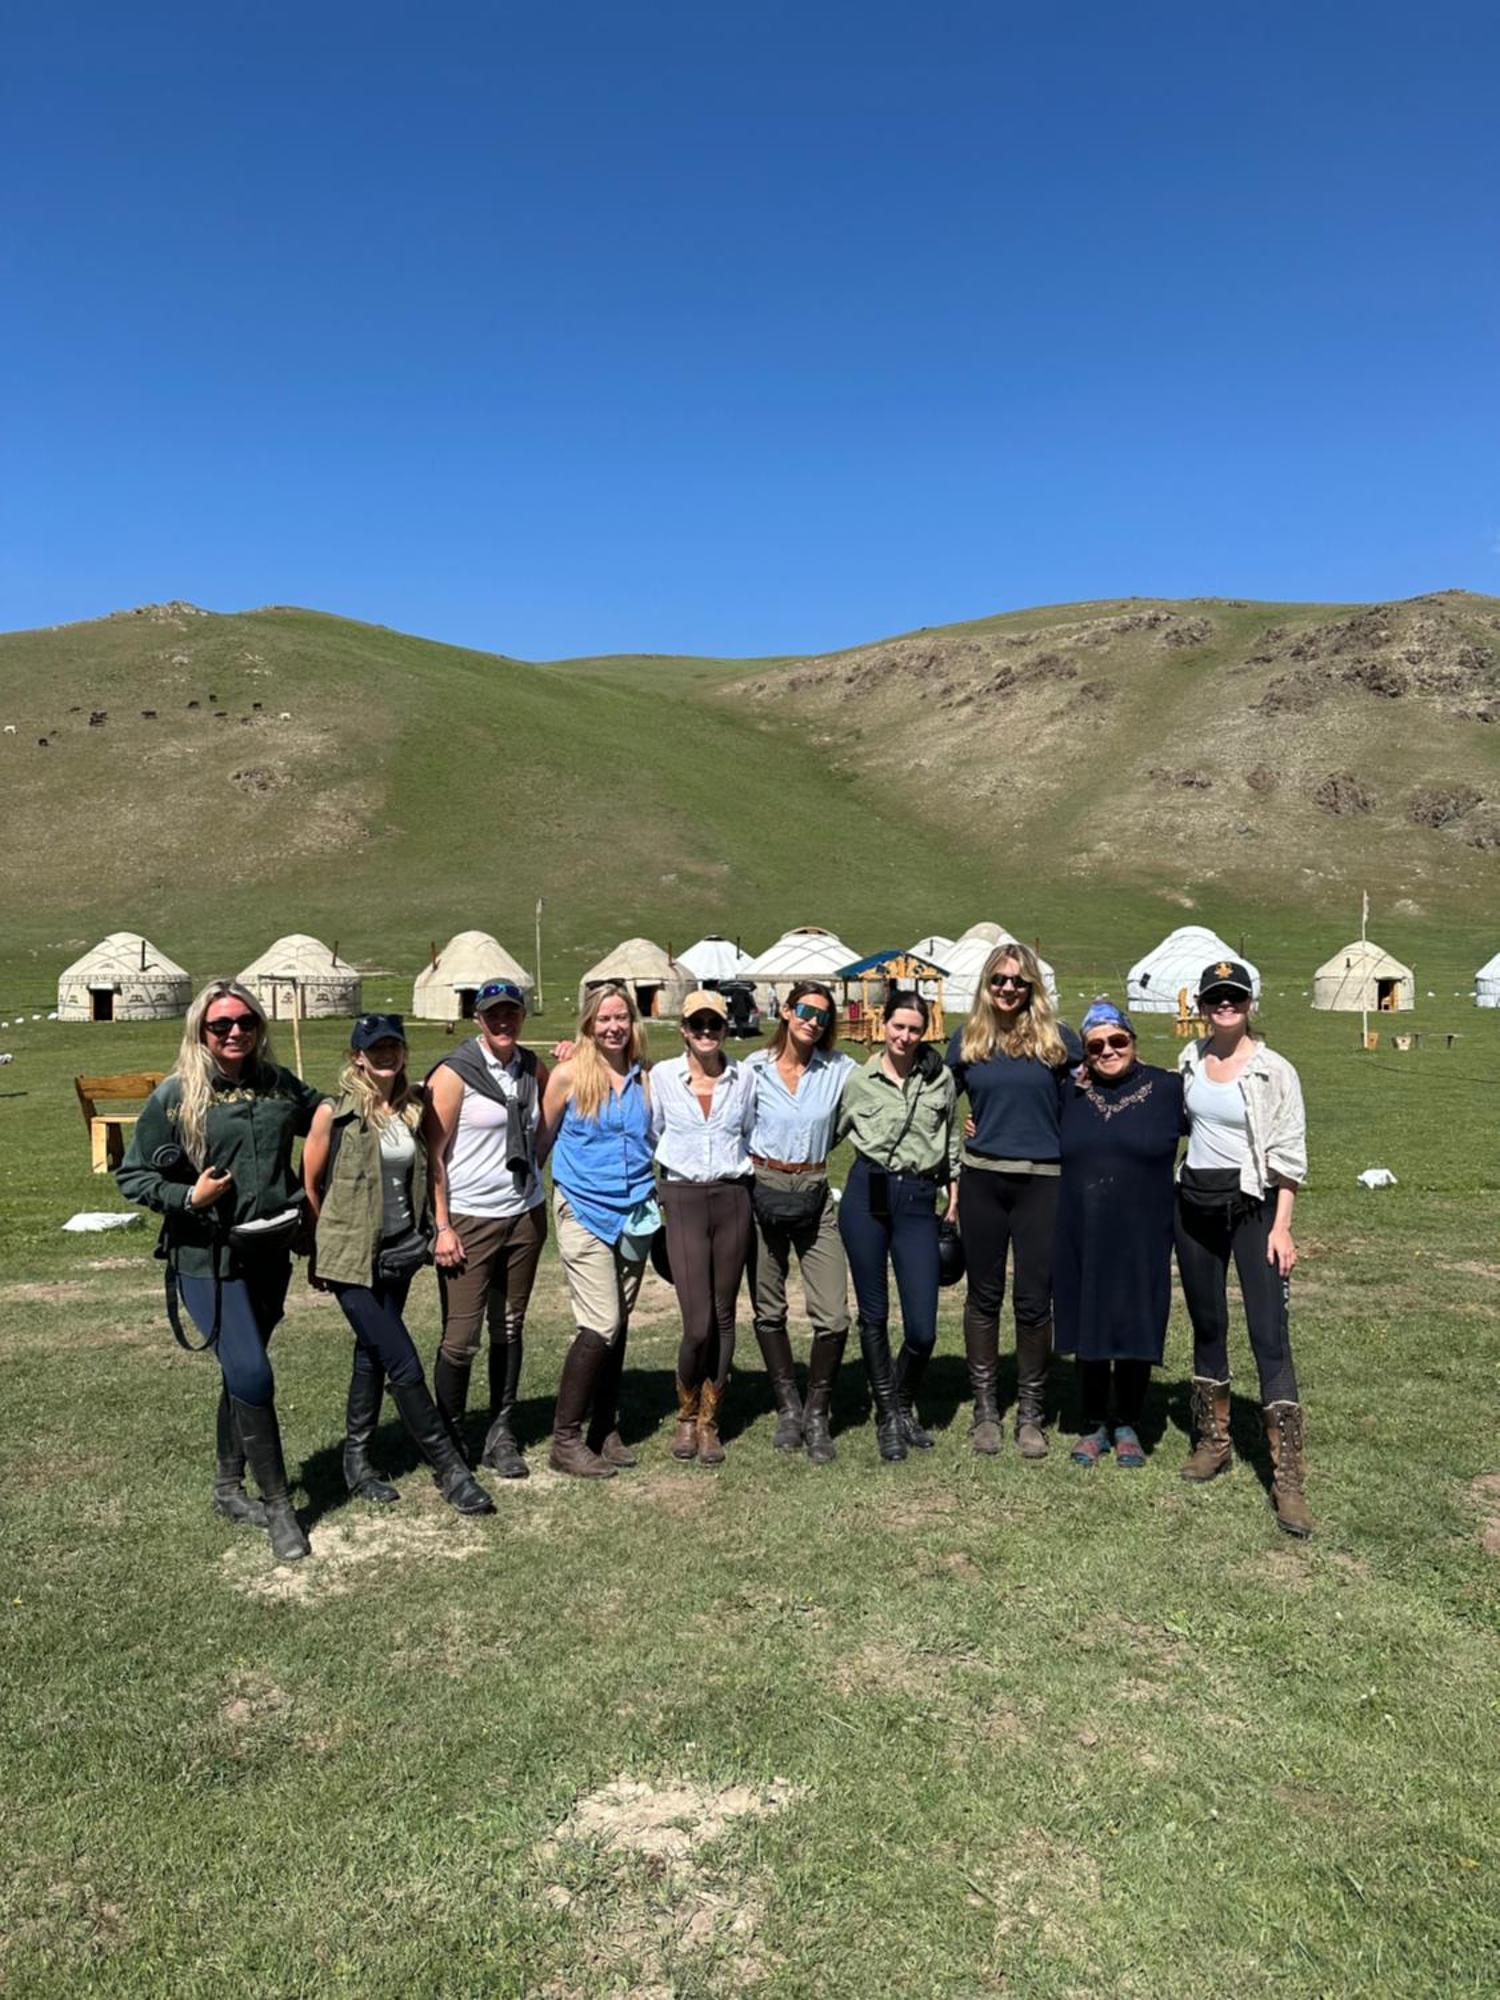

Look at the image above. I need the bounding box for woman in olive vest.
[302,1014,494,1516]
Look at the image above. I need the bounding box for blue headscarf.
[1080,997,1135,1039]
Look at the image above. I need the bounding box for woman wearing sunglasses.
[302,1015,494,1517]
[836,990,959,1462]
[1054,1002,1185,1468]
[650,990,758,1464]
[948,942,1080,1459]
[1175,962,1312,1536]
[117,979,324,1563]
[538,983,656,1478]
[743,982,857,1464]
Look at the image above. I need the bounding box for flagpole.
[534,898,545,1014]
[1360,890,1369,1053]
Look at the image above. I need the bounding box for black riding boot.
[432,1350,473,1463]
[343,1363,400,1503]
[962,1300,1002,1455]
[1014,1318,1052,1460]
[754,1319,804,1452]
[802,1331,846,1465]
[894,1343,935,1449]
[232,1397,311,1562]
[389,1379,496,1516]
[213,1385,268,1527]
[858,1320,907,1462]
[481,1336,528,1479]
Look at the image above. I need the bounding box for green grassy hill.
[2,591,1497,1014]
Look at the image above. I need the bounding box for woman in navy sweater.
[948,942,1079,1458]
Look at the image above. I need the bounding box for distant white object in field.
[278,710,291,719]
[1357,1168,1398,1189]
[1427,990,1435,998]
[31,1013,39,1020]
[62,1211,143,1232]
[47,1010,57,1019]
[3,724,14,734]
[0,1051,12,1065]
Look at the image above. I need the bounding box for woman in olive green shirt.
[836,991,960,1462]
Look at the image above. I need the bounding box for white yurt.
[678,935,757,984]
[909,934,957,965]
[743,925,859,1011]
[578,938,693,1018]
[57,932,191,1022]
[1127,925,1260,1014]
[1312,940,1414,1013]
[239,934,363,1019]
[1476,951,1500,1008]
[412,931,534,1021]
[943,930,1060,1014]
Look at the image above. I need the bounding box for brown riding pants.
[437,1205,548,1364]
[661,1178,753,1392]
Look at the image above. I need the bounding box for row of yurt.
[1127,926,1261,1014]
[578,938,693,1017]
[412,931,534,1020]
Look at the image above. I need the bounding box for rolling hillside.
[1,591,1497,1010]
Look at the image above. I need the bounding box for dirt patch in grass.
[221,1506,489,1602]
[1442,1259,1500,1281]
[880,1488,962,1532]
[969,1827,1102,1958]
[1090,1612,1189,1673]
[606,1468,714,1518]
[1470,1473,1500,1555]
[543,1776,801,1865]
[1,1279,95,1304]
[215,1671,295,1747]
[832,1639,931,1699]
[1237,1545,1314,1593]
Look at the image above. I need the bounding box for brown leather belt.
[751,1155,827,1174]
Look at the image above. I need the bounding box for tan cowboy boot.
[697,1380,726,1465]
[672,1377,701,1460]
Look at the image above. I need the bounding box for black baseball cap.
[351,1011,407,1049]
[1197,960,1254,1001]
[475,979,528,1014]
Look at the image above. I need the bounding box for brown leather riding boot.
[549,1332,617,1479]
[587,1325,638,1467]
[1181,1376,1233,1482]
[697,1379,726,1465]
[1265,1400,1314,1538]
[672,1376,701,1460]
[1014,1319,1052,1460]
[963,1301,1002,1455]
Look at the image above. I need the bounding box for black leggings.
[329,1273,425,1388]
[958,1169,1058,1338]
[1078,1359,1152,1431]
[1174,1192,1298,1405]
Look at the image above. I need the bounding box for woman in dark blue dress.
[1054,1001,1185,1467]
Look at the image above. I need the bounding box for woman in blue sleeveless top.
[538,983,656,1478]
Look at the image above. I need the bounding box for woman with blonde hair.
[117,979,323,1562]
[538,984,656,1478]
[302,1015,494,1516]
[947,941,1080,1458]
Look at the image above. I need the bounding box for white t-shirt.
[445,1048,544,1219]
[379,1119,417,1237]
[1184,1069,1251,1172]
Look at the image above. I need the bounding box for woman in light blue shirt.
[742,982,857,1465]
[650,988,758,1465]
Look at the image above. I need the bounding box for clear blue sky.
[3,1,1497,658]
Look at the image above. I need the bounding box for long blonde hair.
[959,942,1068,1068]
[173,979,277,1161]
[570,983,651,1120]
[337,1052,421,1133]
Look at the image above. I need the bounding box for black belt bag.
[1178,1165,1256,1226]
[377,1224,435,1279]
[752,1174,828,1230]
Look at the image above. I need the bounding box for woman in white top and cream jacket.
[650,989,758,1465]
[1174,959,1312,1537]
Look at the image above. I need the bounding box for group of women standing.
[118,942,1313,1566]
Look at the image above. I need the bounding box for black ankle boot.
[858,1321,907,1462]
[894,1343,935,1449]
[481,1337,528,1479]
[212,1387,268,1526]
[390,1379,495,1516]
[343,1364,399,1503]
[231,1397,311,1562]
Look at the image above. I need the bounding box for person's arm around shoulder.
[302,1101,334,1221]
[833,1062,861,1147]
[422,1063,468,1270]
[531,1055,556,1168]
[287,1068,326,1136]
[539,1060,576,1160]
[938,1063,961,1220]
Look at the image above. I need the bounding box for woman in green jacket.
[117,979,322,1562]
[836,991,960,1462]
[302,1014,494,1518]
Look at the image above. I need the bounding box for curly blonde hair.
[959,942,1067,1068]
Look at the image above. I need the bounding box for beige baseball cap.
[681,988,729,1020]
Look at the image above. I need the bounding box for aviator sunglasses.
[204,1015,258,1038]
[792,1001,831,1024]
[1084,1033,1134,1056]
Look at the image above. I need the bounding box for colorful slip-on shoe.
[1112,1425,1146,1469]
[1069,1426,1111,1467]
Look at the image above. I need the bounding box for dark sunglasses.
[1199,990,1248,1009]
[990,975,1032,993]
[792,1002,831,1024]
[685,1014,726,1033]
[204,1015,258,1038]
[1084,1033,1134,1055]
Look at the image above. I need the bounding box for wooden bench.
[74,1071,166,1173]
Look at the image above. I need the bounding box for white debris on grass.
[63,1212,144,1232]
[1357,1168,1398,1189]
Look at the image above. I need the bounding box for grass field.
[4,972,1499,1995]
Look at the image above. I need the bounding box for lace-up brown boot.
[1265,1400,1314,1538]
[1181,1377,1233,1482]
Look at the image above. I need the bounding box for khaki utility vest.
[314,1090,430,1287]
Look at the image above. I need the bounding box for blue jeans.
[328,1274,424,1388]
[177,1259,291,1407]
[837,1155,941,1353]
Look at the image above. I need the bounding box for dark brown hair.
[767,980,839,1057]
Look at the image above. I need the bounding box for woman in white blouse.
[650,989,758,1465]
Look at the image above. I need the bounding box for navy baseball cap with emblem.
[475,979,528,1014]
[351,1011,407,1049]
[1196,960,1254,1000]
